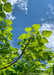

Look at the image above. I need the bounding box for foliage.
[0,0,54,75]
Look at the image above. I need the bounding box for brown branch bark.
[0,39,30,70]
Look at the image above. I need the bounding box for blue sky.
[6,0,54,53]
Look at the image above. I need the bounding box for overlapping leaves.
[0,0,53,75]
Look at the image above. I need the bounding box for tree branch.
[0,39,30,70]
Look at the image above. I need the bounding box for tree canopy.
[0,0,54,75]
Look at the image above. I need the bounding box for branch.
[0,39,30,70]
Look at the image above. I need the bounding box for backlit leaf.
[5,19,12,24]
[25,27,32,32]
[42,30,52,37]
[0,17,4,21]
[41,37,49,43]
[32,24,40,31]
[18,33,26,40]
[7,25,13,31]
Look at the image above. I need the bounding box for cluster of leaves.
[0,0,19,74]
[0,0,54,75]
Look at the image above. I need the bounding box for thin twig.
[0,39,30,70]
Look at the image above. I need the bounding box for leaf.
[0,11,6,18]
[42,30,52,37]
[25,27,32,32]
[0,25,2,29]
[41,37,49,43]
[18,33,26,40]
[32,24,40,31]
[0,17,4,21]
[0,44,3,48]
[46,63,54,67]
[0,4,3,12]
[3,2,12,12]
[8,33,13,40]
[0,0,2,3]
[17,41,24,45]
[2,0,7,3]
[5,19,12,24]
[31,52,37,59]
[7,25,13,31]
[2,38,7,43]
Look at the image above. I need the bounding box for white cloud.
[6,0,28,19]
[6,13,15,20]
[4,12,15,20]
[7,0,18,6]
[40,23,54,52]
[7,0,28,13]
[17,0,28,13]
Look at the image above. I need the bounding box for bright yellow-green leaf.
[5,19,12,24]
[25,27,32,32]
[41,37,49,43]
[8,33,13,40]
[0,17,4,21]
[32,24,40,31]
[7,25,13,31]
[42,30,52,37]
[31,52,37,59]
[0,0,1,3]
[18,33,26,40]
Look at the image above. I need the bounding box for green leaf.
[42,30,52,37]
[41,37,49,43]
[0,17,4,21]
[18,33,26,40]
[32,24,40,31]
[0,25,2,29]
[2,0,7,3]
[0,44,3,48]
[17,41,24,45]
[8,33,13,40]
[0,11,6,18]
[5,19,12,24]
[0,0,2,3]
[31,52,37,59]
[0,4,3,12]
[3,2,12,13]
[25,27,32,32]
[2,38,7,43]
[7,25,13,31]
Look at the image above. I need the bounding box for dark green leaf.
[3,2,12,12]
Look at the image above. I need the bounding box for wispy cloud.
[6,13,15,20]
